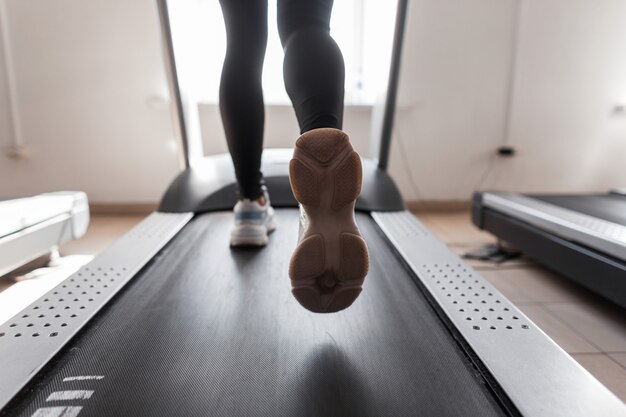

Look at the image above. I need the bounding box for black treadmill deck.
[5,210,507,416]
[534,193,626,226]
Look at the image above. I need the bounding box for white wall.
[0,0,179,203]
[1,0,625,204]
[497,0,626,193]
[383,0,520,201]
[386,0,626,200]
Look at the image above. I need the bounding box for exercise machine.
[0,2,624,416]
[0,192,89,278]
[473,191,626,308]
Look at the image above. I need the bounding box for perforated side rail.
[482,192,626,261]
[373,211,626,417]
[0,212,192,411]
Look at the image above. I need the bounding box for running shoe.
[288,128,369,313]
[230,187,276,247]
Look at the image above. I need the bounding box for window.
[168,0,397,105]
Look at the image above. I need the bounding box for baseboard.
[406,200,471,212]
[89,203,157,215]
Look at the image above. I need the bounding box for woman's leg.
[278,0,368,314]
[277,0,345,133]
[219,0,268,200]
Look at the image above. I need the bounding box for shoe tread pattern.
[289,234,325,281]
[295,128,348,164]
[332,151,362,210]
[289,129,369,313]
[289,159,319,207]
[340,232,369,281]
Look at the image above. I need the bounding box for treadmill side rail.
[481,192,626,261]
[0,192,90,277]
[373,210,626,417]
[0,212,193,411]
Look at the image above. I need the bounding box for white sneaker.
[230,188,276,247]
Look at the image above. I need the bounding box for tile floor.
[1,211,625,403]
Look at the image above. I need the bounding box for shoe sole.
[230,221,276,247]
[288,128,369,313]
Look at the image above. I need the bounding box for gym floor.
[1,210,625,402]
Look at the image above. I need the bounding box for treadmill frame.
[374,211,626,417]
[154,0,407,214]
[1,210,625,416]
[0,192,90,278]
[473,192,626,309]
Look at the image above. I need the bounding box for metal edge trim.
[0,213,71,243]
[372,210,626,417]
[0,212,193,412]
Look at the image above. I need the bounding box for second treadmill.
[473,191,626,308]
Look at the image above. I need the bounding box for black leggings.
[219,0,345,199]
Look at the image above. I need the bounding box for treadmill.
[473,191,626,309]
[0,192,90,278]
[1,1,624,416]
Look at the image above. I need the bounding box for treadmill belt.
[6,210,507,417]
[533,194,626,226]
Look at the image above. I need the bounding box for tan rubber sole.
[288,128,369,313]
